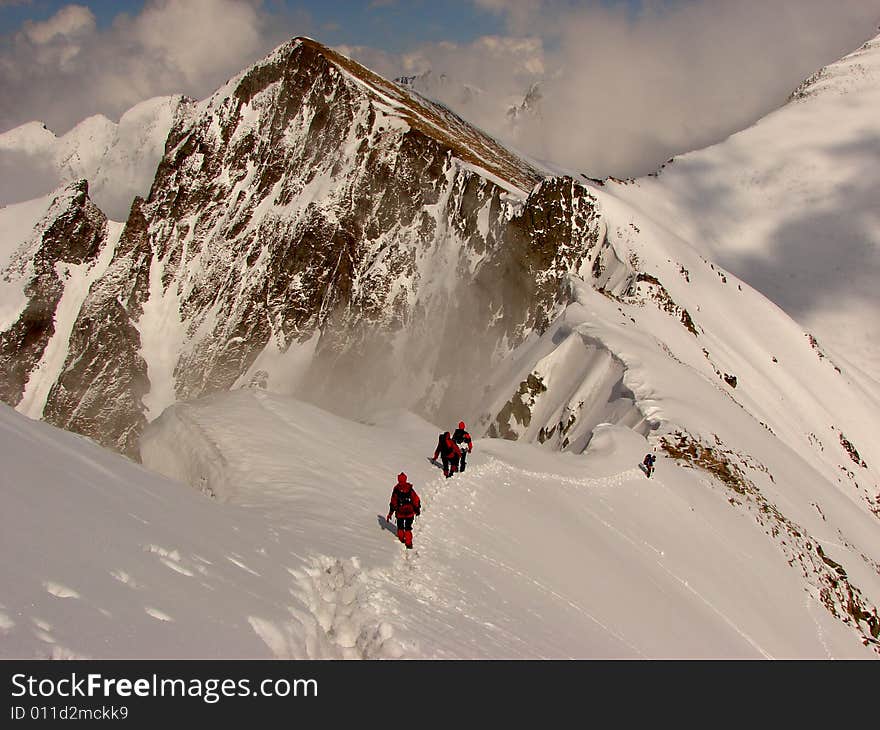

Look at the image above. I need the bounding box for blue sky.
[0,1,138,33]
[0,1,654,52]
[0,0,508,51]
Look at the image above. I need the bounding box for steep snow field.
[611,32,880,384]
[1,391,873,659]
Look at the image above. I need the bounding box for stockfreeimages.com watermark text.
[11,672,317,705]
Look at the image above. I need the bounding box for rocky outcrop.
[42,198,153,457]
[0,38,603,455]
[0,181,106,407]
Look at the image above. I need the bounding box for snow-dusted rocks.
[1,38,604,456]
[0,181,111,413]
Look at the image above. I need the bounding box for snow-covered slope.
[0,96,191,221]
[1,35,878,658]
[610,32,880,384]
[1,392,873,659]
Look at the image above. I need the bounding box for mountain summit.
[1,37,603,455]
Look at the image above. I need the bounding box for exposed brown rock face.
[42,199,153,457]
[0,38,603,456]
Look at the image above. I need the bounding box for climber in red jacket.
[452,421,473,472]
[387,473,421,549]
[432,431,462,478]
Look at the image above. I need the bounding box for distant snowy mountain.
[1,36,879,658]
[394,69,542,135]
[612,32,880,385]
[0,96,192,220]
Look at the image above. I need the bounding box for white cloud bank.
[351,0,880,176]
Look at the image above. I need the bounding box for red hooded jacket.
[389,473,421,519]
[433,432,461,461]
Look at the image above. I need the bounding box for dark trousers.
[442,455,459,475]
[396,517,413,532]
[459,449,468,471]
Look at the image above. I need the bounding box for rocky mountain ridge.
[0,38,608,456]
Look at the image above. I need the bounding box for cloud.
[23,4,94,44]
[0,0,306,134]
[468,0,880,176]
[349,0,880,177]
[342,34,547,144]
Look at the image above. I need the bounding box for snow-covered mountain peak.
[0,95,192,221]
[789,31,880,102]
[191,37,541,195]
[0,120,56,153]
[0,35,606,456]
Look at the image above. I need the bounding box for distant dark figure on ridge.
[643,453,656,478]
